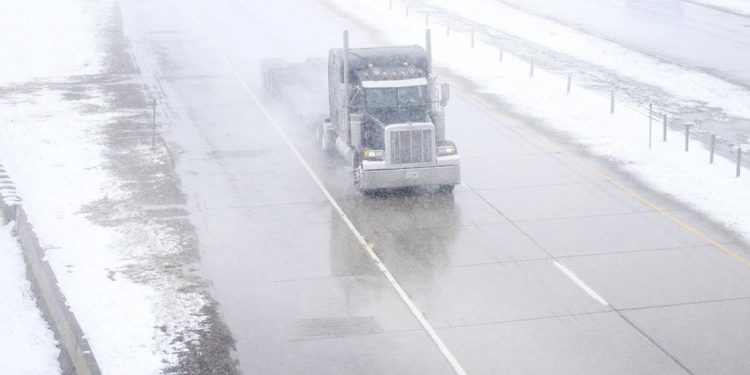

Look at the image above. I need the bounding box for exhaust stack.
[343,30,350,85]
[343,30,351,144]
[426,28,432,77]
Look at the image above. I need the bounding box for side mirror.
[440,83,450,107]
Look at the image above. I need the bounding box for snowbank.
[0,223,61,375]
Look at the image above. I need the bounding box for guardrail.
[0,165,101,375]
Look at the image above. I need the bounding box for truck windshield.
[366,85,427,108]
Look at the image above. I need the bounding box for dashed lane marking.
[553,261,610,306]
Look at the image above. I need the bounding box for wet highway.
[119,0,750,373]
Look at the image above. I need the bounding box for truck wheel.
[438,185,455,193]
[354,156,376,195]
[354,165,363,186]
[317,122,333,154]
[353,156,363,187]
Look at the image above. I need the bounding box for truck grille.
[389,128,433,165]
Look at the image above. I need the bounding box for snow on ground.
[0,0,103,85]
[417,0,750,122]
[690,0,750,16]
[0,88,167,374]
[326,0,750,241]
[0,0,208,373]
[0,223,61,375]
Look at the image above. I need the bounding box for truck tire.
[353,154,377,195]
[353,154,364,188]
[316,121,334,154]
[354,165,363,187]
[438,185,455,193]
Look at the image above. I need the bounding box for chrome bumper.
[360,165,461,190]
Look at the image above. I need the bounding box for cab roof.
[330,45,428,73]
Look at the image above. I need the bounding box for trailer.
[263,30,460,193]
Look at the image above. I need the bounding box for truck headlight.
[363,149,384,161]
[437,141,458,156]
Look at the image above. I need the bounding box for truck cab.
[323,39,461,192]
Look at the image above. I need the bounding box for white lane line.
[188,8,468,375]
[553,261,610,307]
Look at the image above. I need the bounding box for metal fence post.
[530,60,534,77]
[738,147,743,177]
[566,73,571,95]
[610,88,615,114]
[389,0,392,11]
[648,103,653,149]
[684,124,692,152]
[499,49,503,62]
[471,32,474,48]
[663,113,668,142]
[710,134,716,163]
[151,99,157,148]
[446,22,450,36]
[406,6,409,16]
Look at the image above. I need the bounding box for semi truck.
[263,30,460,193]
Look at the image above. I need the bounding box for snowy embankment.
[0,1,208,373]
[326,0,750,242]
[419,0,750,123]
[690,0,750,16]
[0,223,60,375]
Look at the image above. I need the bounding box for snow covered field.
[0,1,103,85]
[326,0,750,242]
[0,0,210,373]
[418,0,750,123]
[0,223,60,375]
[0,87,198,374]
[691,0,750,16]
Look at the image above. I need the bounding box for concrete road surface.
[119,0,750,373]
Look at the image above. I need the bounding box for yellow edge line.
[451,84,750,268]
